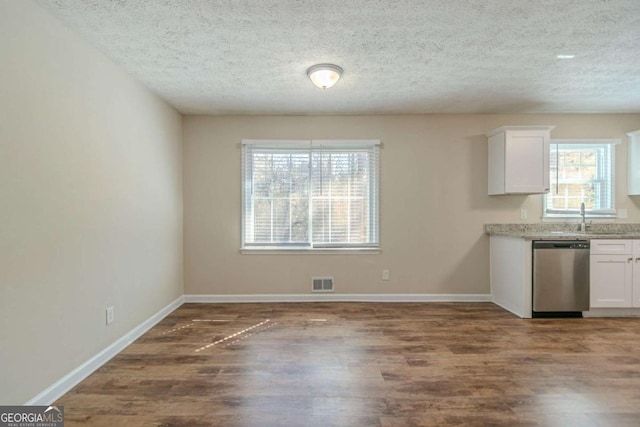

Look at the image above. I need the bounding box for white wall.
[0,1,183,404]
[183,114,640,296]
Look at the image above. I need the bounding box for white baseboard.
[184,293,492,303]
[25,295,184,405]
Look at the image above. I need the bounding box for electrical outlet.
[106,306,114,325]
[618,208,628,219]
[382,269,390,281]
[520,209,528,220]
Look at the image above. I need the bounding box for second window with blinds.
[544,139,619,218]
[241,140,380,250]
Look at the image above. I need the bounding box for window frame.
[241,139,381,253]
[543,138,620,219]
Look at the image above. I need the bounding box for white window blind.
[242,140,380,249]
[545,140,618,217]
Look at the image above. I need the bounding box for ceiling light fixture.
[556,54,575,59]
[307,64,343,89]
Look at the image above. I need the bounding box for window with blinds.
[242,140,380,249]
[544,140,617,217]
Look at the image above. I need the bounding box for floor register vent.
[312,277,334,292]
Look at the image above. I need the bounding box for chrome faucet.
[580,202,587,232]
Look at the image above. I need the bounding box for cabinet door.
[590,255,633,308]
[633,241,640,307]
[504,131,549,194]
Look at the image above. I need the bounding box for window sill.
[541,216,617,223]
[240,247,381,255]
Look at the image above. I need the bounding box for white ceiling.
[37,0,640,115]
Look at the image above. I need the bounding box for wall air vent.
[312,277,334,292]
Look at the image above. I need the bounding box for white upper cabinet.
[627,129,640,195]
[487,126,555,195]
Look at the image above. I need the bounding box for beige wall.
[0,1,183,404]
[183,114,640,296]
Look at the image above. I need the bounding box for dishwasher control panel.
[533,240,590,250]
[571,242,590,249]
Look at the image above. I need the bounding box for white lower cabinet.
[590,254,633,307]
[590,240,640,308]
[489,235,532,318]
[633,240,640,307]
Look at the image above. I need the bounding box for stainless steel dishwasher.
[532,240,590,317]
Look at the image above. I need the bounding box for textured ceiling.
[36,0,640,115]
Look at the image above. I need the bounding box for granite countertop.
[485,223,640,240]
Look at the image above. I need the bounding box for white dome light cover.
[307,64,343,89]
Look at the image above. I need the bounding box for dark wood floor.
[57,302,640,426]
